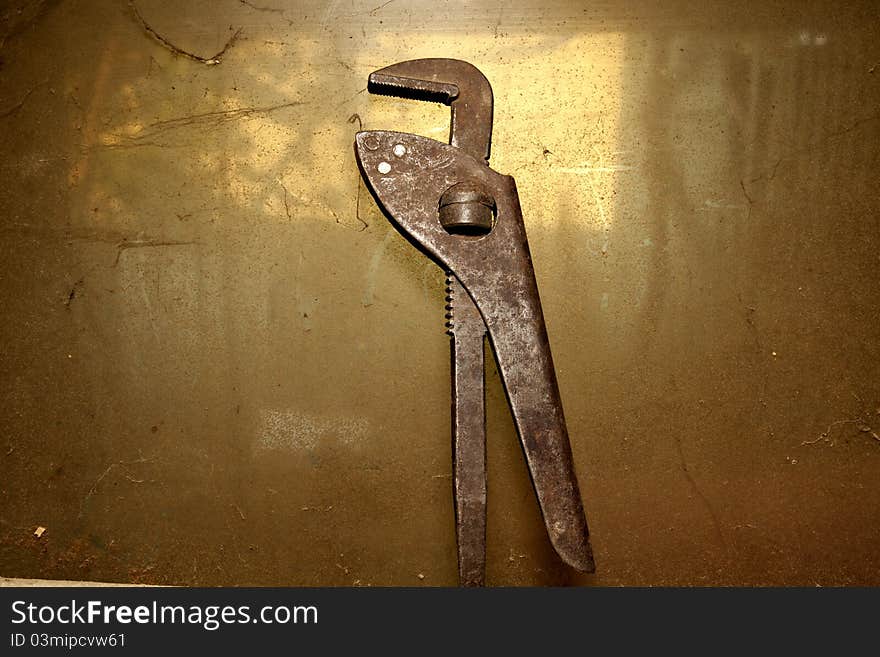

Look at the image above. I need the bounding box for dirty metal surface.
[368,58,494,163]
[1,0,879,586]
[355,125,595,578]
[356,58,593,585]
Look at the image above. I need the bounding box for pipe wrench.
[354,59,594,585]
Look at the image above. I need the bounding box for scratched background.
[1,0,878,586]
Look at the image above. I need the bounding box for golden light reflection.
[80,26,627,248]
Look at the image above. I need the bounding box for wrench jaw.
[367,72,459,106]
[365,58,494,163]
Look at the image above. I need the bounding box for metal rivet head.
[392,144,406,157]
[438,181,496,236]
[377,161,392,174]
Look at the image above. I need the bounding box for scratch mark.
[98,101,303,149]
[813,112,880,142]
[362,228,395,306]
[79,454,154,518]
[335,87,367,108]
[369,0,395,15]
[750,113,880,184]
[114,239,198,267]
[348,113,370,231]
[802,416,878,446]
[146,55,162,77]
[239,0,283,13]
[319,0,341,30]
[0,80,47,118]
[138,266,161,340]
[284,188,364,232]
[129,1,242,65]
[278,180,292,220]
[738,294,760,350]
[64,277,84,308]
[673,434,726,549]
[238,0,293,24]
[0,0,50,50]
[740,179,754,220]
[354,179,368,231]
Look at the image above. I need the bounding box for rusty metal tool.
[354,58,594,586]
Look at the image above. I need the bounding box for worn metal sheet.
[1,0,879,585]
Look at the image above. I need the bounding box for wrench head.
[367,58,494,162]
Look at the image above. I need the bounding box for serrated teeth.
[445,272,455,335]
